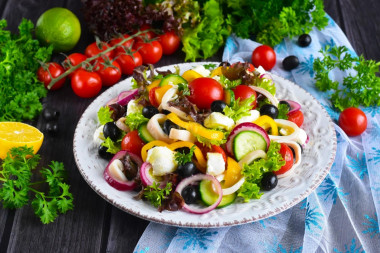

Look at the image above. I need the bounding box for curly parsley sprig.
[313,45,380,111]
[175,145,196,165]
[0,146,73,224]
[143,181,172,208]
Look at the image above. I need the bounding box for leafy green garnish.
[203,63,217,70]
[177,82,190,96]
[143,181,172,208]
[255,77,276,95]
[125,112,149,131]
[313,45,380,111]
[238,141,285,202]
[0,146,73,224]
[219,75,242,89]
[101,137,121,154]
[223,96,256,121]
[0,19,53,122]
[175,145,196,165]
[277,103,289,120]
[97,106,113,125]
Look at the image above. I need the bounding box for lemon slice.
[0,122,44,159]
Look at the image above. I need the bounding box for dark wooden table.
[1,1,379,252]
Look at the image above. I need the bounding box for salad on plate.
[93,62,308,215]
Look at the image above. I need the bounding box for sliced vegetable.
[233,131,268,161]
[159,74,187,87]
[254,115,279,135]
[224,157,242,188]
[280,100,301,115]
[199,180,237,208]
[138,123,155,143]
[147,114,173,143]
[139,162,158,186]
[249,86,279,106]
[176,174,222,214]
[117,89,139,106]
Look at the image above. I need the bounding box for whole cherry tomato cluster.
[37,26,181,98]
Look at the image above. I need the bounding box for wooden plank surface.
[0,0,379,252]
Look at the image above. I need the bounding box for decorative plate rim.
[73,62,337,228]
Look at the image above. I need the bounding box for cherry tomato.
[134,24,156,43]
[37,62,66,90]
[71,69,102,98]
[149,86,160,107]
[121,130,145,158]
[134,40,162,64]
[63,53,88,78]
[95,59,121,87]
[85,41,115,60]
[251,45,276,70]
[232,85,257,109]
[158,31,181,55]
[287,110,304,127]
[274,143,294,175]
[115,51,143,75]
[187,77,224,109]
[110,34,135,54]
[338,107,367,136]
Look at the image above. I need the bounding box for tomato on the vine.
[95,59,121,87]
[187,77,224,109]
[274,143,294,175]
[158,31,181,55]
[134,40,162,64]
[287,110,304,127]
[134,24,156,43]
[121,130,145,158]
[115,51,143,75]
[110,34,135,54]
[251,45,276,70]
[85,41,115,60]
[338,107,367,136]
[63,53,87,77]
[232,85,257,109]
[37,62,66,91]
[71,69,102,98]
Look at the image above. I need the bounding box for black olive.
[279,100,291,111]
[260,104,279,119]
[175,147,191,154]
[181,185,200,204]
[142,105,159,119]
[298,34,312,47]
[43,107,60,121]
[98,145,113,160]
[161,109,171,115]
[261,172,278,191]
[162,119,178,136]
[282,56,300,71]
[177,162,198,178]
[103,122,121,141]
[211,100,227,113]
[45,121,59,135]
[219,61,230,67]
[290,143,304,157]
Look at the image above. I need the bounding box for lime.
[35,7,81,52]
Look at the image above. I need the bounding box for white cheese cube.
[93,125,105,146]
[126,99,143,116]
[296,128,308,145]
[204,112,235,131]
[206,152,225,176]
[235,110,260,125]
[146,146,178,176]
[193,65,211,77]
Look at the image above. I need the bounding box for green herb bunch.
[0,146,74,224]
[313,45,380,111]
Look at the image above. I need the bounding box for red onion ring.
[281,100,301,115]
[176,174,222,214]
[259,73,273,80]
[140,162,156,187]
[117,89,139,106]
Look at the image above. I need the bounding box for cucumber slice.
[199,180,237,208]
[233,130,267,161]
[224,89,235,106]
[138,123,155,143]
[159,74,187,87]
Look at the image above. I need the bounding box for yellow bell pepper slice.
[224,157,242,188]
[168,141,207,169]
[188,122,224,140]
[253,115,279,136]
[181,69,203,83]
[154,85,172,104]
[166,113,190,129]
[141,140,170,161]
[147,79,161,92]
[210,66,223,77]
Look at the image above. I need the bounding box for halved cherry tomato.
[338,107,367,136]
[287,110,304,127]
[274,143,293,175]
[149,87,160,107]
[187,77,224,109]
[121,130,145,158]
[232,85,257,109]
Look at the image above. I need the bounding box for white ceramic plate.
[73,62,336,228]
